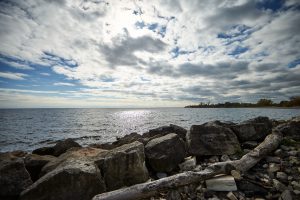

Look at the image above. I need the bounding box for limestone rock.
[206,175,237,191]
[20,160,106,200]
[0,152,33,199]
[145,133,186,172]
[96,141,149,191]
[52,138,81,156]
[187,122,241,156]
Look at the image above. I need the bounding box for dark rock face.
[277,117,300,140]
[20,160,106,200]
[145,133,186,172]
[0,152,32,199]
[187,122,241,156]
[32,146,55,156]
[52,138,81,156]
[231,116,272,142]
[24,154,56,182]
[96,141,149,191]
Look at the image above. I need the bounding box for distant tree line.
[185,96,300,108]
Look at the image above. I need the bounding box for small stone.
[288,176,293,181]
[206,175,237,191]
[208,156,219,163]
[280,190,293,200]
[289,156,299,165]
[156,172,167,179]
[269,163,281,172]
[273,179,286,192]
[287,150,298,156]
[274,149,284,157]
[291,181,300,190]
[276,172,288,183]
[220,155,230,162]
[166,190,181,200]
[179,157,196,171]
[280,145,290,151]
[193,165,202,171]
[231,170,242,180]
[266,156,281,163]
[227,192,238,200]
[293,190,300,195]
[262,164,268,168]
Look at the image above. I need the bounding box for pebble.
[227,192,238,200]
[156,172,167,179]
[291,181,300,190]
[274,149,284,157]
[287,150,298,156]
[280,190,293,200]
[276,172,288,182]
[266,156,281,163]
[280,145,290,151]
[206,175,237,191]
[269,163,281,172]
[273,179,287,192]
[220,155,230,162]
[208,156,219,163]
[231,170,242,180]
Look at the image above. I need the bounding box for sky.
[0,0,300,108]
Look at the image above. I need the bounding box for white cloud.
[0,72,28,80]
[0,0,299,107]
[53,82,75,86]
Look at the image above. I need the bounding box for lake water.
[0,108,299,152]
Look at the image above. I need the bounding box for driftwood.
[93,129,283,200]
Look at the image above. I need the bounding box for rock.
[167,190,181,200]
[187,122,241,156]
[10,150,27,157]
[24,154,56,182]
[97,141,149,191]
[231,170,242,180]
[227,192,238,200]
[269,163,281,172]
[145,133,186,172]
[242,141,258,149]
[274,149,285,157]
[20,159,106,200]
[156,172,167,179]
[231,116,272,142]
[273,179,287,192]
[220,155,231,162]
[206,175,237,191]
[276,172,288,183]
[0,152,33,199]
[287,150,298,156]
[32,146,55,156]
[236,179,268,197]
[280,190,293,200]
[277,118,300,140]
[208,156,219,163]
[52,138,81,156]
[291,181,300,190]
[266,156,281,163]
[143,124,187,141]
[179,156,196,171]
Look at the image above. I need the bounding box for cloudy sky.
[0,0,299,108]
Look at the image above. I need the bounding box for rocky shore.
[0,116,299,200]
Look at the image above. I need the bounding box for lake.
[0,108,299,152]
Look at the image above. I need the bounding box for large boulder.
[143,124,187,141]
[187,121,241,156]
[32,146,55,156]
[145,133,186,172]
[24,154,56,182]
[20,160,106,200]
[0,152,33,199]
[96,141,149,191]
[277,117,300,140]
[52,138,81,156]
[231,116,272,142]
[20,148,107,200]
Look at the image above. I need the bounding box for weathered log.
[93,129,283,200]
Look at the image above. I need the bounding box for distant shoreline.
[185,106,300,109]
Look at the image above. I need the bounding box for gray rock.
[24,154,56,182]
[220,155,231,162]
[227,192,238,200]
[20,159,105,200]
[167,190,181,200]
[97,141,149,191]
[145,133,186,172]
[144,124,187,141]
[231,116,272,142]
[266,156,281,163]
[179,156,196,171]
[187,122,241,156]
[277,118,300,140]
[52,138,81,156]
[269,163,281,172]
[0,152,33,199]
[156,172,167,179]
[273,179,287,192]
[206,175,237,191]
[280,190,293,200]
[276,172,288,183]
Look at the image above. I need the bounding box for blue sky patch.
[228,46,249,56]
[41,52,78,68]
[288,59,300,68]
[256,0,284,12]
